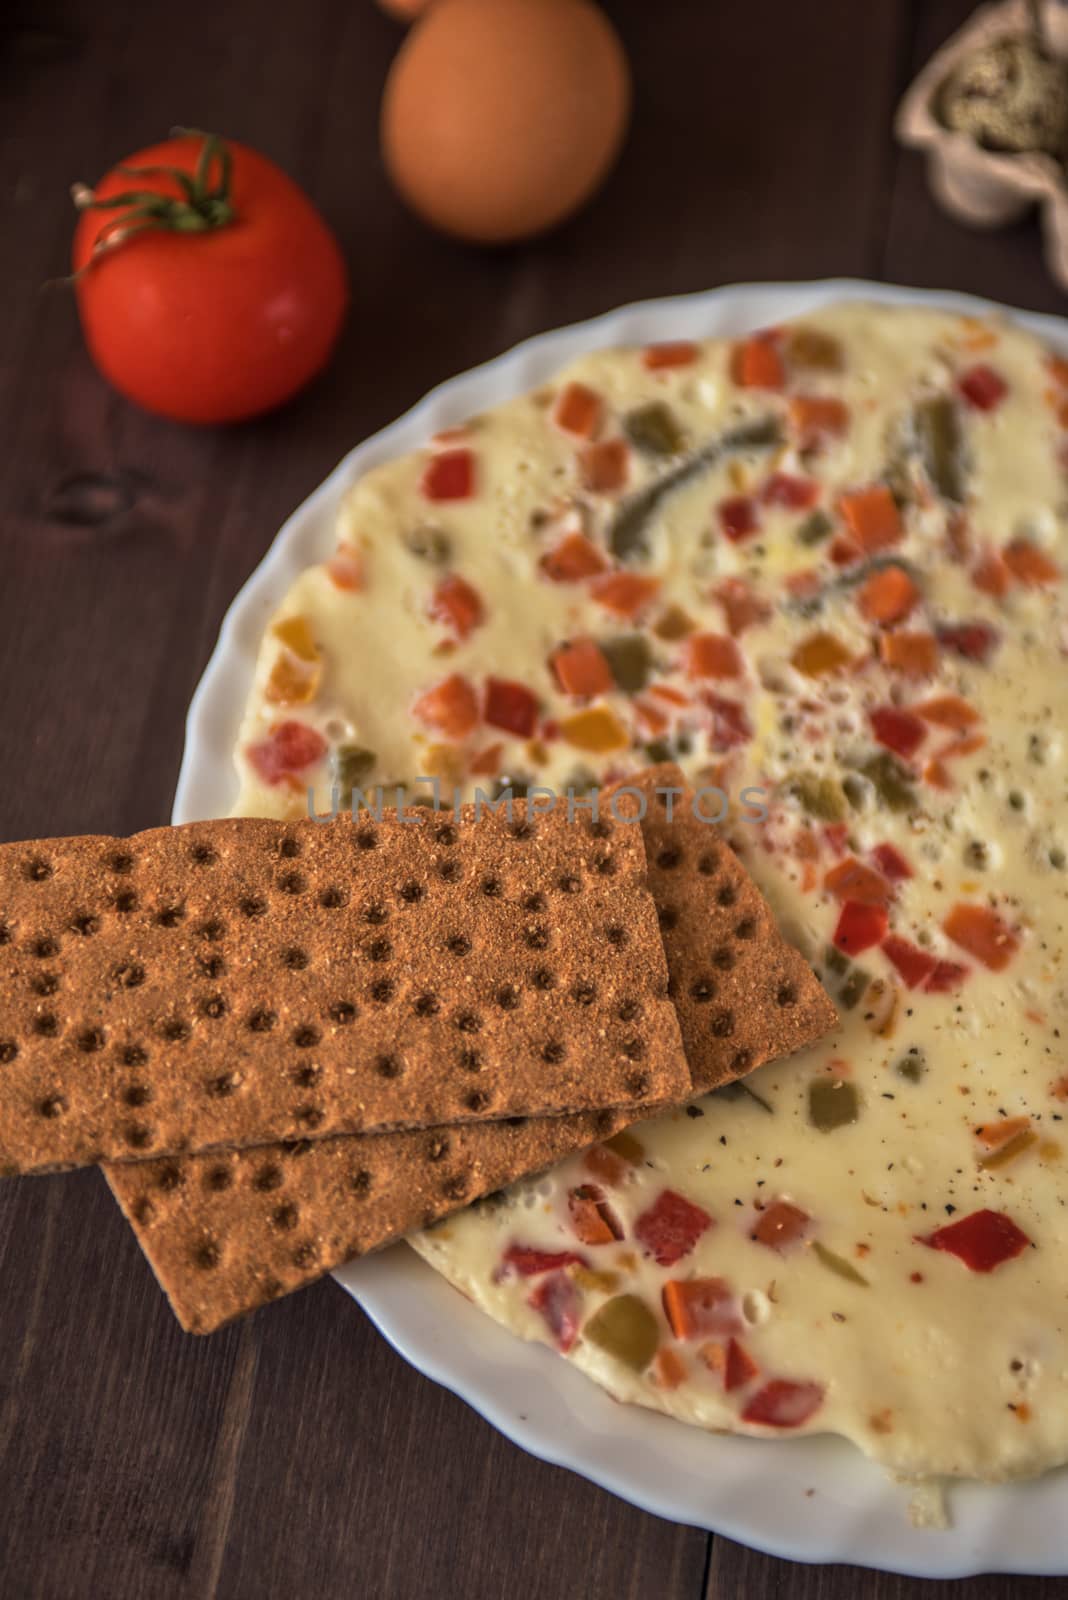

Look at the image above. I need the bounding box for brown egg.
[381,0,631,244]
[375,0,434,21]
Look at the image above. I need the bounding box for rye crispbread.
[0,805,687,1172]
[611,765,838,1090]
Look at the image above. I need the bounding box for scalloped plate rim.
[172,278,1068,1579]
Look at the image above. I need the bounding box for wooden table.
[1,1,1064,1594]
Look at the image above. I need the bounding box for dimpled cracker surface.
[610,767,838,1090]
[0,806,688,1173]
[105,1106,641,1333]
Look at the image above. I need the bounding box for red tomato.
[72,132,347,424]
[917,1209,1030,1273]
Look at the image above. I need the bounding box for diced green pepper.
[643,739,674,765]
[335,744,377,805]
[783,773,847,821]
[809,1078,860,1132]
[601,634,654,694]
[837,967,871,1011]
[811,1241,869,1286]
[857,752,917,814]
[582,1293,660,1371]
[895,1047,926,1084]
[623,401,687,457]
[405,525,452,564]
[915,395,965,503]
[823,945,850,979]
[797,509,833,547]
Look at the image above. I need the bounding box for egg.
[380,0,631,244]
[375,0,435,22]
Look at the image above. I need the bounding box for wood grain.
[1,0,1063,1594]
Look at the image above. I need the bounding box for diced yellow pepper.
[272,615,319,662]
[264,652,321,707]
[559,705,629,754]
[423,743,465,785]
[791,631,853,677]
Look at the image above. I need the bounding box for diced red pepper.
[881,935,938,990]
[790,394,850,447]
[713,577,772,636]
[724,1338,760,1393]
[833,899,888,956]
[662,1277,741,1339]
[856,566,919,626]
[937,621,1000,663]
[247,721,327,785]
[528,1271,581,1352]
[552,381,603,439]
[540,531,609,583]
[551,638,614,698]
[761,472,819,510]
[421,448,476,502]
[750,1200,810,1252]
[703,693,753,751]
[685,632,744,680]
[717,495,760,542]
[870,705,926,760]
[824,856,891,906]
[958,364,1007,412]
[829,535,861,568]
[589,572,661,619]
[411,674,479,740]
[635,1190,713,1267]
[427,573,485,641]
[731,334,785,390]
[1003,539,1059,586]
[642,341,698,370]
[500,1244,586,1278]
[926,958,970,993]
[580,438,630,494]
[741,1379,824,1428]
[943,903,1019,972]
[838,486,902,553]
[870,842,912,882]
[484,677,540,738]
[567,1184,623,1246]
[917,1209,1030,1272]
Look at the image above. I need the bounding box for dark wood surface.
[1,1,1065,1595]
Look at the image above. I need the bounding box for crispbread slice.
[0,806,687,1172]
[610,765,838,1090]
[105,1107,645,1333]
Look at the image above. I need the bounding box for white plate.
[173,279,1068,1578]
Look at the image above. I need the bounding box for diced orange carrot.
[1048,354,1068,389]
[634,698,669,736]
[540,532,609,583]
[411,673,479,741]
[838,486,902,553]
[1050,1076,1068,1102]
[1003,539,1059,586]
[731,335,785,390]
[643,341,698,371]
[551,637,614,697]
[697,1341,727,1375]
[589,571,661,619]
[553,381,603,440]
[944,903,1020,972]
[559,706,629,753]
[750,1200,810,1251]
[972,550,1012,598]
[923,758,954,790]
[685,632,744,679]
[652,1347,688,1389]
[470,743,503,776]
[914,694,980,732]
[648,683,689,707]
[427,574,485,641]
[934,733,986,760]
[580,438,630,493]
[789,394,850,445]
[713,577,772,636]
[567,1185,622,1245]
[824,856,892,906]
[879,631,939,678]
[791,631,853,676]
[723,1338,760,1393]
[856,566,919,626]
[976,1116,1031,1150]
